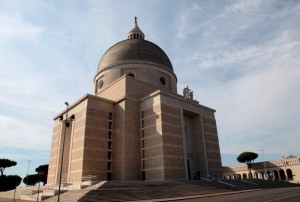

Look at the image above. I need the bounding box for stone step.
[42,180,300,201]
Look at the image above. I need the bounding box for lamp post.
[57,102,75,202]
[281,157,288,182]
[36,171,43,202]
[260,149,267,180]
[26,160,31,185]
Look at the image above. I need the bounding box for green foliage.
[23,174,39,186]
[0,175,22,191]
[35,164,49,185]
[237,151,258,175]
[35,164,48,173]
[0,158,17,176]
[237,151,258,164]
[0,158,21,191]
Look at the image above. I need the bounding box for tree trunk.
[247,164,253,178]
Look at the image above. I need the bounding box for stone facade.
[47,20,222,185]
[223,156,300,183]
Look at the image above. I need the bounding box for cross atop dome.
[127,17,145,40]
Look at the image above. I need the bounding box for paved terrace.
[1,179,300,202]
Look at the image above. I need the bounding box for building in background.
[47,19,222,185]
[223,155,300,183]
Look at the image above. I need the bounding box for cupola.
[127,17,145,40]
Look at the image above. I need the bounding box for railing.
[59,175,103,190]
[21,175,103,200]
[21,185,40,200]
[21,184,59,200]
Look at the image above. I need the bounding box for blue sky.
[1,0,300,182]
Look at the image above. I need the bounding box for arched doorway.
[279,169,286,180]
[237,174,241,179]
[242,173,247,179]
[287,169,293,180]
[267,171,271,180]
[273,170,279,180]
[260,172,264,179]
[232,174,236,179]
[254,172,258,179]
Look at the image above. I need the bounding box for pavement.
[0,199,31,202]
[132,189,262,202]
[1,180,299,202]
[0,189,271,202]
[168,187,300,202]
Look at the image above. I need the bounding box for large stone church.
[47,19,222,185]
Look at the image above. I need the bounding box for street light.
[260,149,267,180]
[57,102,75,202]
[36,171,44,202]
[26,160,31,185]
[281,157,288,182]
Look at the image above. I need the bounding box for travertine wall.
[202,116,222,177]
[161,104,185,180]
[139,90,222,180]
[47,120,62,184]
[48,75,222,183]
[111,101,125,180]
[140,95,165,180]
[96,76,126,101]
[47,95,115,184]
[190,115,208,179]
[122,98,141,180]
[81,97,114,178]
[47,98,88,184]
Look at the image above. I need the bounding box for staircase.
[76,180,232,202]
[42,180,232,201]
[20,176,103,201]
[40,179,300,201]
[44,182,106,202]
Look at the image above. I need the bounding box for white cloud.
[212,60,300,156]
[191,37,299,71]
[0,12,42,44]
[146,0,300,160]
[176,2,202,38]
[177,0,300,158]
[223,0,263,14]
[0,0,299,173]
[0,115,51,151]
[191,45,258,69]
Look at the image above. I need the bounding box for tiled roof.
[98,39,173,72]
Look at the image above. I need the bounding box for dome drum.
[94,63,177,94]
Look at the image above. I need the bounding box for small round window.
[127,72,136,78]
[160,77,166,85]
[98,80,104,89]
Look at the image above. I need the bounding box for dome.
[97,39,173,72]
[94,18,177,95]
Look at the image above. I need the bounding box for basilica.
[47,19,222,184]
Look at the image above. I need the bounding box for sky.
[1,0,300,183]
